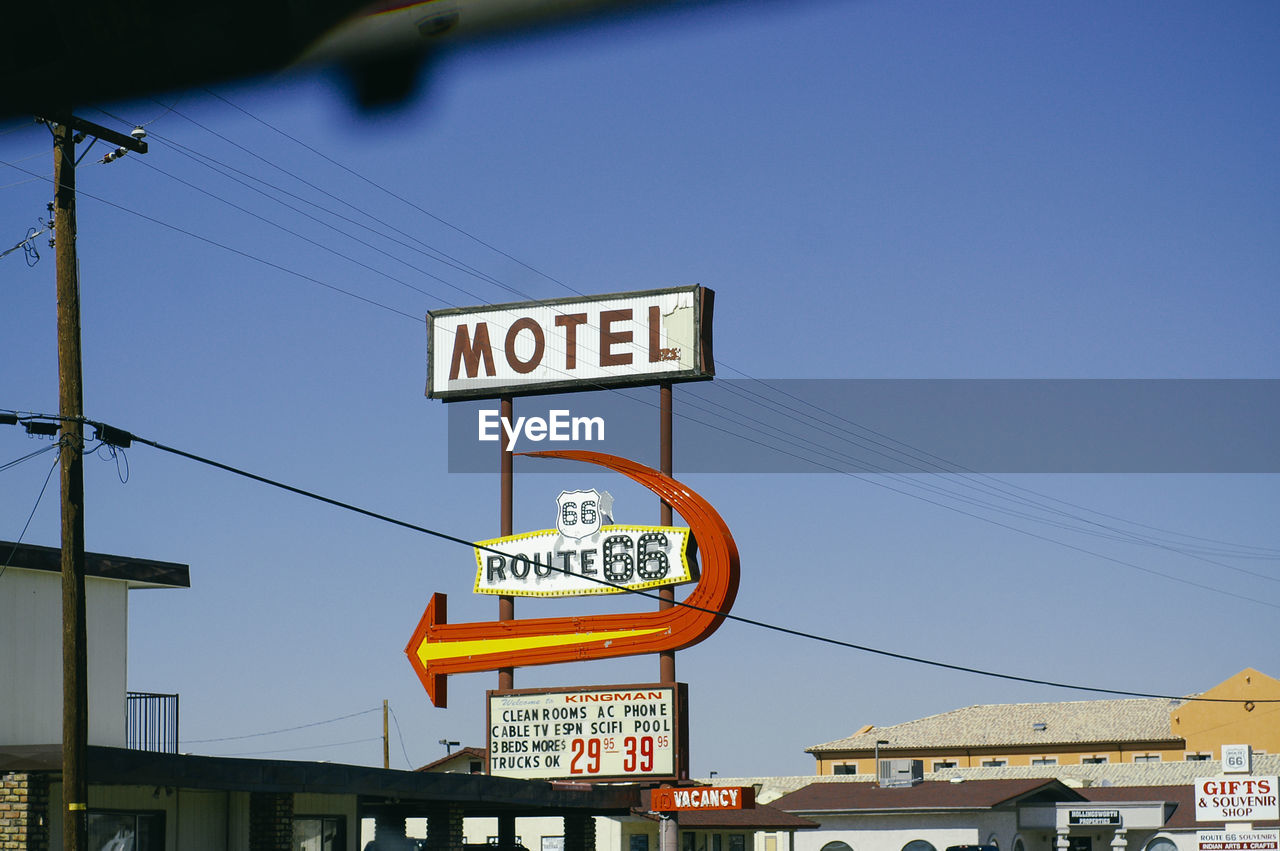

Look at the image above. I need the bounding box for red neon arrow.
[405,450,740,707]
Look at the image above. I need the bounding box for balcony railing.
[127,691,179,754]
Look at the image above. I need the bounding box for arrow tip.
[406,592,450,708]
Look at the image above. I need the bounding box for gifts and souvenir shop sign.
[487,684,689,781]
[427,285,715,400]
[1196,777,1279,822]
[473,488,696,597]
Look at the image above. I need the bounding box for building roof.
[704,753,1280,803]
[0,540,189,589]
[771,778,1084,813]
[807,698,1184,754]
[417,746,487,773]
[0,745,636,817]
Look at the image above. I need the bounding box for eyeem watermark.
[477,409,606,451]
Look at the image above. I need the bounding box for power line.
[56,107,1280,606]
[198,90,583,300]
[31,414,1271,705]
[151,95,1280,576]
[184,706,381,744]
[0,443,61,582]
[218,736,383,758]
[5,151,1274,605]
[0,156,424,322]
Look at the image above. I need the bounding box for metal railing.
[126,691,179,753]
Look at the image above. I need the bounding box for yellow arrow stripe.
[418,627,666,663]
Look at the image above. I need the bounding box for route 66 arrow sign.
[405,450,740,707]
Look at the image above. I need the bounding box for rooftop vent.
[878,759,924,788]
[1032,722,1048,732]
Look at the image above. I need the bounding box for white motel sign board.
[1196,777,1279,822]
[427,286,715,400]
[488,684,686,781]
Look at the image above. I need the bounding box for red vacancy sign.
[651,787,755,812]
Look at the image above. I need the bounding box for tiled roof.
[701,753,1280,803]
[416,746,487,773]
[807,698,1184,753]
[928,755,1280,787]
[770,778,1083,812]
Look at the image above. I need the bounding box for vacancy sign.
[1198,831,1279,851]
[1196,777,1279,822]
[651,786,756,812]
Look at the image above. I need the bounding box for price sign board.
[488,683,689,781]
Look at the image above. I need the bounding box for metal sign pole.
[499,395,514,691]
[659,383,675,684]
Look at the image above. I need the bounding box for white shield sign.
[556,489,613,539]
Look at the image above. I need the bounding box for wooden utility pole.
[383,700,390,769]
[53,114,89,851]
[46,113,147,851]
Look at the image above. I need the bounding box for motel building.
[803,670,1280,776]
[0,542,636,850]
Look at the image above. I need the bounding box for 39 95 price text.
[569,735,671,775]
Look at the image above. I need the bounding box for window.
[981,759,1007,767]
[1031,758,1057,766]
[1185,753,1211,761]
[1133,754,1162,763]
[833,764,858,775]
[294,816,345,851]
[1144,839,1177,851]
[1013,838,1025,851]
[730,837,745,851]
[933,761,957,770]
[89,811,164,850]
[821,843,854,851]
[630,836,650,851]
[903,841,937,851]
[1082,757,1108,765]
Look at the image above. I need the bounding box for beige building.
[807,669,1280,775]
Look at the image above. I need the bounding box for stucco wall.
[0,569,128,748]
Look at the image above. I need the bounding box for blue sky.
[2,0,1278,777]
